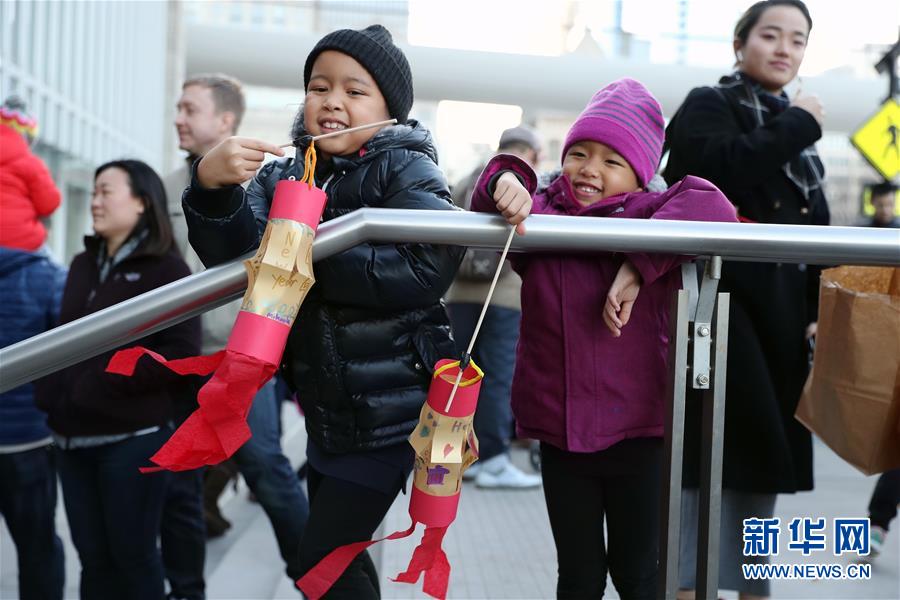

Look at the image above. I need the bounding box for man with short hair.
[444,125,544,489]
[866,182,899,228]
[168,74,246,256]
[162,74,309,599]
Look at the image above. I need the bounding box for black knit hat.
[303,25,413,124]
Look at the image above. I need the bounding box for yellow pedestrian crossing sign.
[851,99,900,180]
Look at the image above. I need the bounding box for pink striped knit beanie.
[562,78,664,186]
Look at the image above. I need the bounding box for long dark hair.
[734,0,813,46]
[94,159,174,257]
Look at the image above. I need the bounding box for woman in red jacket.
[36,160,200,600]
[0,96,61,251]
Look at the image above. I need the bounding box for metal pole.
[695,292,730,599]
[2,210,899,392]
[659,288,692,600]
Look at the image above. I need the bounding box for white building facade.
[1,0,181,263]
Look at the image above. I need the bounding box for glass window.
[229,1,243,24]
[251,2,265,25]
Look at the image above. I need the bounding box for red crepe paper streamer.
[105,180,326,472]
[296,359,482,599]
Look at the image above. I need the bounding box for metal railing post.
[659,285,691,600]
[662,257,730,600]
[696,289,729,600]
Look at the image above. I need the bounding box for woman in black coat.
[37,160,200,600]
[663,1,829,597]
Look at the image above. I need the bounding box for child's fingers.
[228,156,262,180]
[602,308,621,337]
[606,290,621,312]
[619,300,634,327]
[495,186,532,229]
[494,184,518,212]
[239,138,285,157]
[515,221,527,236]
[505,194,529,220]
[239,148,268,163]
[499,200,525,225]
[604,299,622,328]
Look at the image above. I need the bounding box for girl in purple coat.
[470,78,737,598]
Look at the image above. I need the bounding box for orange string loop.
[301,140,317,188]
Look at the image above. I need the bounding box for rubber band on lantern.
[433,359,483,386]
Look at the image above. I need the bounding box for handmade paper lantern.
[297,358,483,600]
[107,147,326,471]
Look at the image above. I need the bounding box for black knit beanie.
[303,24,413,124]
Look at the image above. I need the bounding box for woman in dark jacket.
[37,160,200,600]
[663,1,829,597]
[184,25,463,596]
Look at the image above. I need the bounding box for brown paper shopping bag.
[795,266,900,475]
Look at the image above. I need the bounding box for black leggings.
[541,438,662,600]
[294,465,402,599]
[868,468,900,531]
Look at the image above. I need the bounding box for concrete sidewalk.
[2,407,897,599]
[377,438,899,600]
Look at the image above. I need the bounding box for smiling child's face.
[303,51,391,158]
[562,140,641,206]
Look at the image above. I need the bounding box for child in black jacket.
[183,25,463,596]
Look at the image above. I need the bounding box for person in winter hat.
[303,24,414,126]
[0,95,39,141]
[469,78,738,597]
[0,95,61,251]
[184,24,463,595]
[0,96,67,600]
[561,78,665,189]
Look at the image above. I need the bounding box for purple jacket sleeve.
[469,154,539,214]
[627,176,738,285]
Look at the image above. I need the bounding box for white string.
[444,226,518,412]
[279,118,398,148]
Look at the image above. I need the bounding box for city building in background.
[185,0,898,225]
[1,0,181,263]
[1,0,897,269]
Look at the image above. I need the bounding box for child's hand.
[197,137,285,189]
[494,171,532,235]
[603,259,642,338]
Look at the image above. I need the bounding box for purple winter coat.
[471,154,738,453]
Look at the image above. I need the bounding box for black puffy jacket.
[183,121,464,452]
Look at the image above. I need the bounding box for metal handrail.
[1,208,897,393]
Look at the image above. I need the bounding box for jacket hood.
[0,246,47,276]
